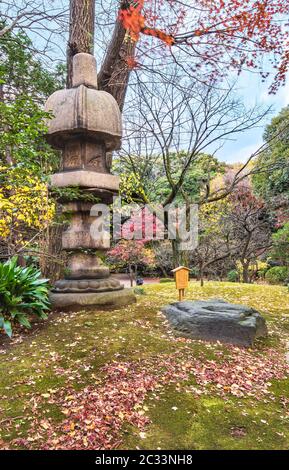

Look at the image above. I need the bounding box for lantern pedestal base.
[49,288,136,311]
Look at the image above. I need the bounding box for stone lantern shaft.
[45,53,135,310]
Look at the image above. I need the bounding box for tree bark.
[171,239,189,268]
[99,42,135,111]
[241,260,250,283]
[67,1,135,109]
[160,266,168,277]
[67,0,95,88]
[128,263,134,287]
[199,264,204,287]
[98,8,136,110]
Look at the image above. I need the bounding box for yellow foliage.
[119,172,146,203]
[236,260,268,281]
[0,166,55,244]
[200,198,232,235]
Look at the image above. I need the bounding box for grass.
[0,281,289,450]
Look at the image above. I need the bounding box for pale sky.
[216,73,289,164]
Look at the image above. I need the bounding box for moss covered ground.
[0,281,289,450]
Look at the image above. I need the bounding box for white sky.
[216,72,289,164]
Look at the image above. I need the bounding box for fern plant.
[0,257,50,337]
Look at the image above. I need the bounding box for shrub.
[159,278,174,283]
[0,257,50,337]
[227,270,239,282]
[190,267,199,278]
[257,262,269,279]
[265,266,289,285]
[134,287,146,295]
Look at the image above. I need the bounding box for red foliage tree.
[108,240,155,286]
[119,0,289,93]
[121,207,164,240]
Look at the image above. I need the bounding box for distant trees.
[152,241,174,278]
[117,65,270,266]
[190,198,233,286]
[254,106,289,199]
[250,106,289,282]
[253,105,289,227]
[108,240,155,286]
[190,175,272,285]
[270,222,289,268]
[226,180,272,283]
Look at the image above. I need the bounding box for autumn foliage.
[119,0,175,45]
[109,240,155,266]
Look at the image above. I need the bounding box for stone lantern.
[45,53,135,310]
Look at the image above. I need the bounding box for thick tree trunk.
[0,83,4,102]
[39,222,66,282]
[67,1,135,108]
[241,260,250,283]
[98,21,135,110]
[67,0,95,88]
[171,239,189,268]
[160,266,168,277]
[0,84,14,165]
[128,263,134,287]
[199,264,204,287]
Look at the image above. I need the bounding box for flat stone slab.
[50,288,136,312]
[50,170,119,191]
[162,299,267,347]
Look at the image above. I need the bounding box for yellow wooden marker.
[171,266,191,301]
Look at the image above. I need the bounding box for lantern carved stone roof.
[45,53,122,151]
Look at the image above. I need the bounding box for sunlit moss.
[0,281,288,449]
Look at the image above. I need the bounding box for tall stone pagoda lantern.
[45,53,135,310]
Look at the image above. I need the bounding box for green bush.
[159,278,174,283]
[227,270,239,282]
[190,267,199,278]
[265,266,289,285]
[0,257,50,337]
[257,267,269,279]
[134,287,146,295]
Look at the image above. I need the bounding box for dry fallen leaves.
[7,343,289,450]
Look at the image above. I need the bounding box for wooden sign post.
[171,266,191,301]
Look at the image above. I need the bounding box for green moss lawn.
[1,281,289,450]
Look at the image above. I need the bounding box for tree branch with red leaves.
[118,0,289,93]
